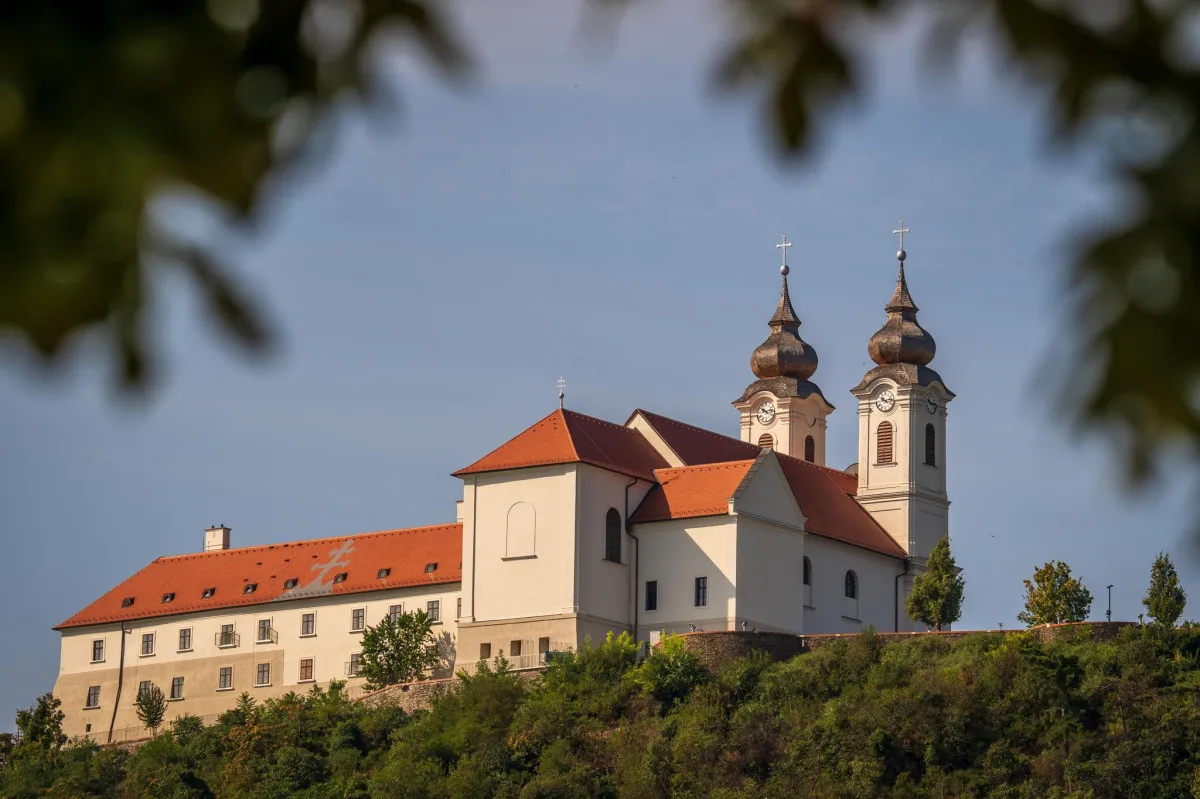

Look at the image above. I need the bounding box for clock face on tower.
[756,400,776,425]
[875,389,895,412]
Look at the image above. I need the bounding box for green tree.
[1018,560,1094,626]
[358,609,438,690]
[626,634,710,711]
[13,693,66,752]
[1143,551,1187,627]
[905,537,965,631]
[134,683,167,735]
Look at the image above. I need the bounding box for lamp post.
[1106,584,1114,622]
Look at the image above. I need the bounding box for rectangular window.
[138,680,151,698]
[479,643,491,659]
[140,633,154,656]
[388,604,403,622]
[645,580,658,612]
[91,639,105,662]
[85,686,101,708]
[219,623,235,647]
[510,640,523,657]
[351,608,365,631]
[218,667,232,691]
[255,663,270,686]
[427,600,440,622]
[456,598,462,619]
[299,658,314,682]
[538,637,550,654]
[694,576,708,608]
[301,613,315,636]
[257,618,272,643]
[348,653,361,677]
[170,677,184,700]
[178,628,192,652]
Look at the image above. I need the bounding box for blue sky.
[0,1,1193,728]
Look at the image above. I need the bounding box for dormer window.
[333,572,347,584]
[283,578,298,590]
[423,562,438,573]
[243,583,257,595]
[377,568,391,579]
[120,597,135,608]
[201,587,215,599]
[161,593,175,604]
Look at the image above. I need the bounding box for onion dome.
[853,242,953,395]
[734,242,830,406]
[751,274,819,381]
[866,256,936,367]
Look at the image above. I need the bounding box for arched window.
[877,422,894,464]
[844,570,858,599]
[604,508,621,563]
[757,433,774,450]
[804,435,815,463]
[925,423,936,466]
[803,556,811,586]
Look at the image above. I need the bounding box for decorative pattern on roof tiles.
[55,524,462,630]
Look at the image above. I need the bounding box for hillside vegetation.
[5,627,1200,798]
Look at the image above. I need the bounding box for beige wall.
[55,582,460,740]
[802,534,907,634]
[635,516,738,641]
[576,466,652,631]
[461,466,578,626]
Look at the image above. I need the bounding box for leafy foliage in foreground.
[7,627,1200,797]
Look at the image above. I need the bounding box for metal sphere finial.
[780,263,790,276]
[896,249,906,262]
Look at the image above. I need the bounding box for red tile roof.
[55,524,462,630]
[629,460,756,523]
[775,455,905,558]
[628,409,763,465]
[454,409,668,481]
[629,409,904,559]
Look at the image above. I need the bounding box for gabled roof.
[628,409,905,559]
[454,409,668,481]
[55,524,462,630]
[629,460,757,524]
[627,409,762,466]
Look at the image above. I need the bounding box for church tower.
[851,224,954,567]
[733,235,834,463]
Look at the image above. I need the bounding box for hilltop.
[5,625,1200,798]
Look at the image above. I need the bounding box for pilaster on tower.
[732,235,834,464]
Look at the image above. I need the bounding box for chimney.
[204,524,231,552]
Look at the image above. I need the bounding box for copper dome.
[866,263,936,367]
[750,276,819,381]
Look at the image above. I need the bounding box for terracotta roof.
[628,409,904,559]
[55,524,462,630]
[775,455,906,558]
[454,409,668,481]
[628,409,763,466]
[629,460,756,523]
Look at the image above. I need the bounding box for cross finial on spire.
[557,376,566,409]
[892,220,910,261]
[776,233,792,276]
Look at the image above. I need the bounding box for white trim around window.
[298,656,315,683]
[350,607,366,633]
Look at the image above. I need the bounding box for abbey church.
[51,236,954,742]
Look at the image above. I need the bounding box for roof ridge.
[155,523,461,562]
[635,409,758,450]
[453,409,568,476]
[652,459,757,479]
[775,452,857,480]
